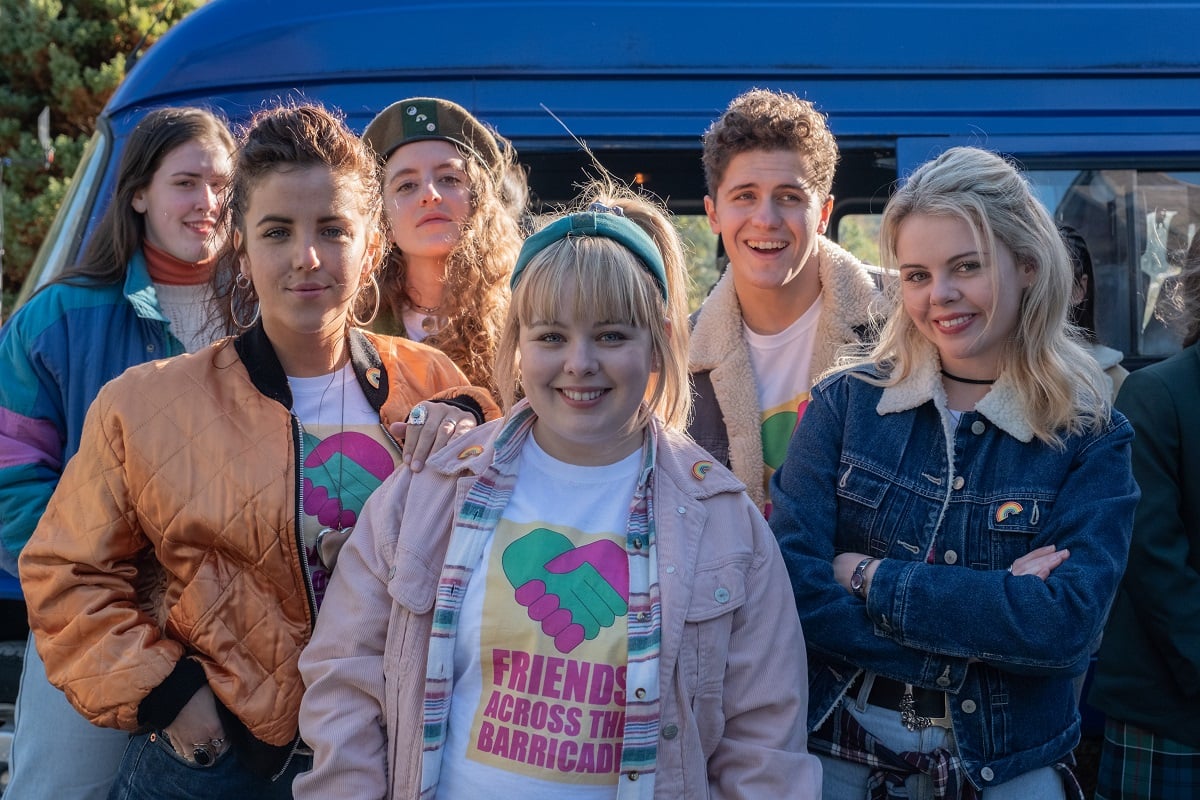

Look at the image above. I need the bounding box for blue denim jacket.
[769,352,1138,790]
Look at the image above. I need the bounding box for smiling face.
[704,148,833,326]
[235,165,378,375]
[381,139,473,276]
[895,213,1033,380]
[518,278,656,466]
[132,138,232,263]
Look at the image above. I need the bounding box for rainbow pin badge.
[995,501,1024,523]
[457,444,484,460]
[365,368,382,389]
[692,460,712,480]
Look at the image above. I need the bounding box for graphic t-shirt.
[437,434,640,800]
[290,365,400,609]
[745,295,821,516]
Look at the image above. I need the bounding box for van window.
[1028,167,1200,360]
[835,214,882,268]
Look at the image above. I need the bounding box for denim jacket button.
[961,699,977,713]
[714,587,730,603]
[936,675,951,688]
[944,550,958,565]
[971,420,986,435]
[662,724,678,739]
[980,767,995,782]
[952,476,965,490]
[387,566,397,580]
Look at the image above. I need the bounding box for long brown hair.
[55,107,234,286]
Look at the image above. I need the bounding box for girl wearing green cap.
[363,97,525,402]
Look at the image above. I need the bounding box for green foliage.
[673,214,720,312]
[0,0,203,316]
[837,213,882,267]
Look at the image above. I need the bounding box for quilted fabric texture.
[20,329,493,746]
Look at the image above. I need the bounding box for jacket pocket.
[979,497,1051,570]
[834,462,894,555]
[680,557,750,757]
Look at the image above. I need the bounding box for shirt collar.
[875,342,1036,442]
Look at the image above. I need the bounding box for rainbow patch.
[692,460,712,480]
[457,444,484,460]
[365,368,382,388]
[995,501,1024,522]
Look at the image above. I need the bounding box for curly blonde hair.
[378,143,522,398]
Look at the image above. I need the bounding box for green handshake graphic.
[502,528,629,654]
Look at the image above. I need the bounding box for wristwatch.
[851,557,877,600]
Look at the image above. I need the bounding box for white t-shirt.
[744,295,822,514]
[437,434,640,799]
[289,364,400,608]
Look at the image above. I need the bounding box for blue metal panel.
[106,0,1200,153]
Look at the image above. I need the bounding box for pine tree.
[0,0,203,313]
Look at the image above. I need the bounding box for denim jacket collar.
[875,343,1036,443]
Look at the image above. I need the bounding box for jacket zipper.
[274,412,318,781]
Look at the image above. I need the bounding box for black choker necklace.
[940,368,996,386]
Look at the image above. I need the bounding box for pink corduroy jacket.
[295,414,821,799]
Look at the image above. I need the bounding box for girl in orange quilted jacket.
[19,104,497,799]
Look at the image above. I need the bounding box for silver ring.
[407,404,428,426]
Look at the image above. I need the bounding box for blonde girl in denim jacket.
[770,146,1138,799]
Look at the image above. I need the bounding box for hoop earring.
[231,272,260,331]
[351,273,381,327]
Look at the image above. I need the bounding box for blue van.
[17,0,1200,356]
[5,0,1200,755]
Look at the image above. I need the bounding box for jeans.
[5,633,128,799]
[819,691,1067,799]
[107,731,311,800]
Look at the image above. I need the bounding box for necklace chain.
[315,366,348,531]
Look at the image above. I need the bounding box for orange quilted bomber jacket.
[20,325,497,756]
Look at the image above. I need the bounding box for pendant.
[421,314,447,334]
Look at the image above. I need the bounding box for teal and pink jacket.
[0,251,183,575]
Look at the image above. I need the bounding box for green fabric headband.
[510,205,668,301]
